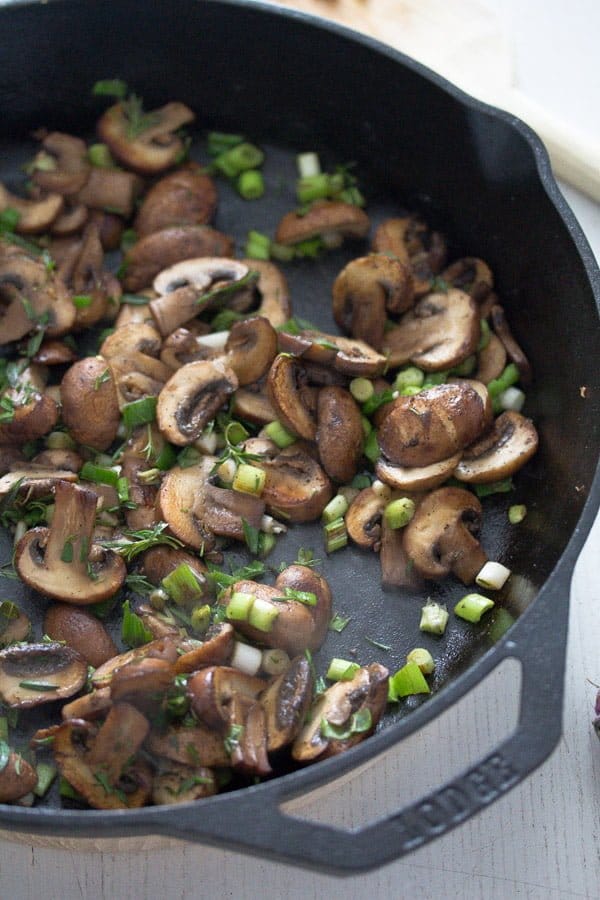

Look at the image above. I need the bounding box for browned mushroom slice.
[31,338,77,366]
[0,749,38,803]
[199,481,265,542]
[31,449,82,473]
[261,654,314,753]
[141,545,208,588]
[53,718,152,810]
[60,356,120,450]
[346,486,389,551]
[0,605,31,646]
[490,304,533,384]
[50,203,89,237]
[383,289,480,371]
[0,378,58,445]
[371,216,447,295]
[332,253,414,350]
[30,131,91,195]
[454,411,539,483]
[110,658,176,703]
[228,697,272,776]
[256,444,333,522]
[174,624,235,674]
[225,316,278,386]
[225,565,332,657]
[86,210,124,252]
[159,327,217,369]
[442,257,494,303]
[157,464,217,553]
[476,332,507,384]
[0,252,75,344]
[379,516,424,589]
[316,386,363,483]
[86,702,150,785]
[58,222,120,329]
[375,452,462,492]
[92,637,180,689]
[0,182,63,234]
[275,200,370,247]
[188,666,265,731]
[123,224,235,292]
[100,320,163,359]
[43,604,117,668]
[145,722,230,768]
[156,358,238,446]
[277,329,387,378]
[152,761,217,805]
[15,481,127,603]
[0,642,87,708]
[97,100,195,175]
[134,164,217,236]
[0,467,78,501]
[292,663,389,762]
[240,258,292,327]
[232,384,278,426]
[402,487,488,584]
[377,382,488,468]
[61,687,112,721]
[267,354,317,440]
[76,167,143,218]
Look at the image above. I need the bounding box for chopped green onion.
[351,474,372,490]
[121,598,153,647]
[264,420,296,448]
[508,504,527,524]
[190,604,211,635]
[261,648,290,676]
[117,476,130,503]
[296,152,321,178]
[59,776,84,801]
[329,613,351,633]
[46,430,76,451]
[122,396,157,430]
[162,563,205,606]
[406,647,435,675]
[248,596,279,633]
[270,242,296,262]
[245,229,271,259]
[478,318,491,350]
[326,658,360,681]
[487,363,520,399]
[71,294,92,309]
[293,236,324,258]
[393,366,424,393]
[226,591,255,622]
[488,607,516,643]
[274,587,317,607]
[361,416,372,437]
[0,601,19,621]
[0,719,7,742]
[450,355,477,376]
[363,430,380,464]
[320,707,372,740]
[421,371,448,389]
[237,170,265,200]
[206,131,244,157]
[214,142,264,177]
[361,388,396,417]
[454,593,495,623]
[92,79,128,99]
[0,207,20,233]
[498,386,525,412]
[0,740,9,773]
[419,600,449,635]
[321,494,349,525]
[323,517,348,553]
[349,377,374,403]
[34,763,57,798]
[384,497,415,529]
[232,463,266,496]
[87,143,114,168]
[79,461,120,488]
[153,442,177,471]
[475,560,511,591]
[296,173,332,204]
[121,293,151,307]
[149,587,169,611]
[388,661,430,701]
[120,230,138,253]
[474,478,514,498]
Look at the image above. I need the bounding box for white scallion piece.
[230,641,263,677]
[296,151,321,178]
[194,429,218,455]
[476,560,511,590]
[499,386,526,412]
[260,514,288,535]
[261,648,290,676]
[194,330,230,350]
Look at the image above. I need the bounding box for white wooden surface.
[0,1,599,897]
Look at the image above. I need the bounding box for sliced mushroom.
[57,223,120,329]
[261,654,314,753]
[0,605,31,646]
[292,663,389,762]
[402,486,488,584]
[227,697,272,776]
[240,258,292,328]
[122,224,235,292]
[15,480,127,603]
[377,382,488,467]
[157,463,218,553]
[152,761,217,805]
[371,216,447,295]
[0,251,75,345]
[278,329,387,378]
[275,200,370,247]
[379,515,424,589]
[156,358,238,446]
[174,623,235,674]
[61,687,112,721]
[316,386,364,483]
[0,373,59,444]
[375,452,462,492]
[0,749,38,803]
[252,443,333,522]
[97,100,195,175]
[86,702,150,784]
[442,257,494,304]
[225,317,278,386]
[187,666,265,731]
[88,209,125,252]
[267,354,317,440]
[476,332,507,384]
[76,167,143,218]
[346,485,390,551]
[454,411,539,483]
[382,289,480,371]
[141,545,208,588]
[0,641,87,708]
[50,202,89,237]
[0,182,63,234]
[60,356,121,450]
[31,338,77,366]
[490,304,532,384]
[92,637,180,689]
[145,722,230,767]
[43,604,117,668]
[134,164,217,236]
[232,384,278,426]
[0,466,78,501]
[332,253,414,350]
[30,131,91,196]
[110,657,176,703]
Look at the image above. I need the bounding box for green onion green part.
[454,593,495,623]
[34,763,57,798]
[419,600,449,635]
[321,494,349,525]
[162,563,204,607]
[406,647,435,675]
[237,170,265,200]
[508,504,527,524]
[326,658,360,681]
[384,497,415,529]
[388,661,431,701]
[264,420,296,449]
[349,377,374,403]
[323,517,348,553]
[122,396,157,430]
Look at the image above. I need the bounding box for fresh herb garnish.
[223,723,244,756]
[100,522,183,562]
[329,614,351,633]
[320,708,372,741]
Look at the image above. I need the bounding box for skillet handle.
[150,574,569,872]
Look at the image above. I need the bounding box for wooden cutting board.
[270,0,600,201]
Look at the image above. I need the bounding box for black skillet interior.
[0,0,599,863]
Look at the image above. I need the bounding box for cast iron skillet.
[0,0,599,874]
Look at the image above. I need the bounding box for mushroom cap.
[402,486,488,584]
[43,604,118,668]
[187,666,265,731]
[76,167,143,217]
[375,452,463,492]
[490,304,533,385]
[442,256,494,303]
[156,358,238,446]
[157,462,217,552]
[0,251,75,345]
[60,356,121,450]
[277,328,387,378]
[454,411,539,483]
[145,721,230,768]
[225,316,278,386]
[0,749,38,803]
[346,486,389,551]
[97,100,195,175]
[383,289,480,371]
[261,655,314,753]
[275,200,370,246]
[377,382,488,468]
[240,258,292,328]
[316,386,364,483]
[0,182,63,234]
[151,762,217,806]
[256,444,333,522]
[134,164,218,237]
[92,637,180,690]
[267,353,317,441]
[122,225,235,292]
[371,216,447,295]
[0,641,87,708]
